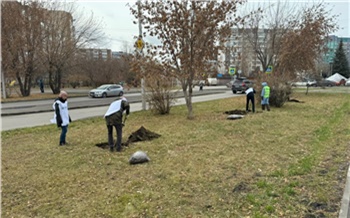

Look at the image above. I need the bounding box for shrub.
[269,82,292,107]
[256,74,292,108]
[147,80,177,115]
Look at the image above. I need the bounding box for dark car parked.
[316,80,336,87]
[231,78,253,94]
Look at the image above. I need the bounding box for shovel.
[122,115,128,126]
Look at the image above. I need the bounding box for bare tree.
[1,1,46,97]
[74,52,134,87]
[238,1,337,106]
[1,1,106,95]
[40,2,105,94]
[121,41,133,54]
[132,55,177,114]
[130,1,248,119]
[278,3,337,76]
[237,1,300,75]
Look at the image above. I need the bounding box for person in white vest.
[52,90,71,146]
[104,93,130,152]
[245,86,256,113]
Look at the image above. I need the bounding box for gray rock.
[227,114,244,120]
[129,151,150,165]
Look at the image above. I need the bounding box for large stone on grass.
[129,151,150,165]
[227,114,244,120]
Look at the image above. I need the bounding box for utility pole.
[138,0,146,110]
[1,57,6,99]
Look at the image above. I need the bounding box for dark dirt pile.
[95,126,161,149]
[288,98,305,103]
[125,126,161,145]
[224,109,247,115]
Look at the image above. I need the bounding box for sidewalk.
[1,89,233,131]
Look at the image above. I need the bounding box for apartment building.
[112,51,126,59]
[324,35,350,69]
[218,28,268,77]
[45,10,74,39]
[79,48,112,60]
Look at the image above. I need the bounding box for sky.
[75,0,350,52]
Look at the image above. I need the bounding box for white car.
[89,84,124,98]
[291,80,316,87]
[207,78,218,86]
[346,79,350,86]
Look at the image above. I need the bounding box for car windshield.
[234,79,249,83]
[96,85,110,90]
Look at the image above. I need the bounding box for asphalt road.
[1,87,237,131]
[1,87,230,116]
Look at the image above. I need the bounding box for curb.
[339,164,350,218]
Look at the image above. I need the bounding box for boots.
[262,105,265,111]
[266,105,270,111]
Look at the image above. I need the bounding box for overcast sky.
[75,0,350,52]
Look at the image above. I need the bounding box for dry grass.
[2,92,350,217]
[1,93,87,102]
[1,87,88,102]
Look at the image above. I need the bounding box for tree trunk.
[48,64,62,94]
[183,84,194,120]
[16,67,32,97]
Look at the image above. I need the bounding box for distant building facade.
[324,35,350,69]
[218,28,269,77]
[79,48,112,60]
[112,51,126,59]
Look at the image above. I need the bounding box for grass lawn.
[2,92,350,217]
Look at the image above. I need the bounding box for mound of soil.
[224,109,247,115]
[95,126,161,149]
[288,98,305,103]
[125,126,161,145]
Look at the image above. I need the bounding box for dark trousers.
[60,125,68,145]
[107,124,123,150]
[246,93,255,112]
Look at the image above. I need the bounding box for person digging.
[104,93,130,152]
[245,86,256,113]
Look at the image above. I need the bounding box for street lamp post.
[138,0,146,111]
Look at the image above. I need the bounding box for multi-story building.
[79,48,112,60]
[112,51,126,59]
[219,30,350,78]
[324,35,350,70]
[218,28,269,77]
[45,10,74,39]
